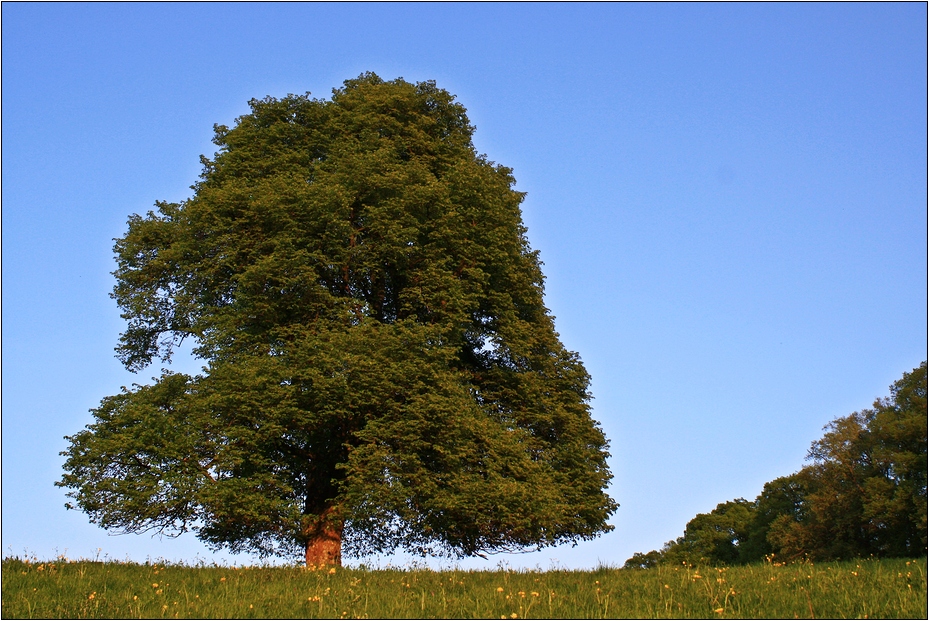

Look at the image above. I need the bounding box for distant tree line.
[625,362,927,569]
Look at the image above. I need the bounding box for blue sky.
[2,3,926,569]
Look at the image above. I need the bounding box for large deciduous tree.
[58,74,618,567]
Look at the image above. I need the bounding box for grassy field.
[2,555,924,619]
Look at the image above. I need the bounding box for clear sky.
[2,3,926,569]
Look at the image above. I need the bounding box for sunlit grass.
[2,555,924,618]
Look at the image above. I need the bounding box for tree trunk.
[304,505,343,568]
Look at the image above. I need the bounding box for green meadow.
[2,556,924,619]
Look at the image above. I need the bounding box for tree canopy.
[58,74,618,566]
[625,361,927,568]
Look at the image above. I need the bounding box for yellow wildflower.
[497,587,504,592]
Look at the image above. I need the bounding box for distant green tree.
[770,361,927,560]
[762,469,822,562]
[861,361,927,555]
[622,549,663,570]
[649,499,757,566]
[625,362,926,567]
[58,74,618,567]
[743,472,810,561]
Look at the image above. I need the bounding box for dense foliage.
[626,362,927,568]
[58,74,617,566]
